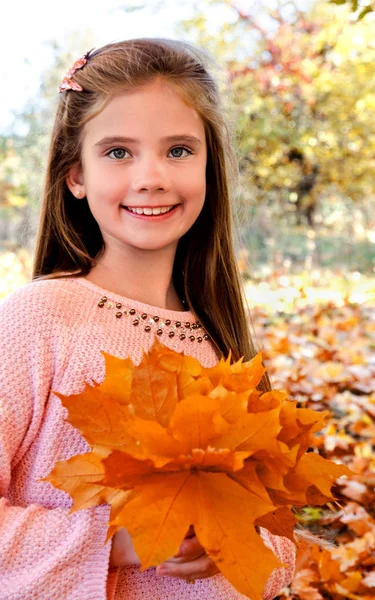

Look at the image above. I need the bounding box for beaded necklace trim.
[97,296,209,344]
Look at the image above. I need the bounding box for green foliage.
[296,506,324,523]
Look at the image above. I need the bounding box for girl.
[0,39,295,599]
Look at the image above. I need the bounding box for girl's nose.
[131,159,171,193]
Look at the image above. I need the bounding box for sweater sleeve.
[261,528,296,600]
[0,285,112,600]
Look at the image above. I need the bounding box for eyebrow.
[94,135,203,147]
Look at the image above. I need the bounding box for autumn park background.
[1,0,374,597]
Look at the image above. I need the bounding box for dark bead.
[98,301,105,307]
[192,323,198,329]
[198,337,203,343]
[203,334,209,340]
[129,308,136,315]
[185,322,191,328]
[180,334,186,340]
[153,316,160,322]
[141,313,148,320]
[115,312,122,319]
[101,296,107,302]
[157,329,163,336]
[133,319,139,326]
[144,325,151,332]
[190,335,195,342]
[165,319,171,326]
[176,321,181,328]
[169,331,175,338]
[116,303,122,309]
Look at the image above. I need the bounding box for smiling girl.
[0,39,295,599]
[66,78,207,307]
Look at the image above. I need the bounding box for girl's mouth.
[121,205,179,219]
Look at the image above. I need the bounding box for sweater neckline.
[71,276,194,321]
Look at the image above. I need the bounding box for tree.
[3,32,96,248]
[179,0,375,230]
[0,136,28,246]
[330,0,374,20]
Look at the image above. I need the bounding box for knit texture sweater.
[0,277,295,600]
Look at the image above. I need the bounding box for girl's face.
[68,79,207,256]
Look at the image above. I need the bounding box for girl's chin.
[116,240,179,253]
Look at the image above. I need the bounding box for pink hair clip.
[58,49,93,93]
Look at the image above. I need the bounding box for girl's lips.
[121,205,179,220]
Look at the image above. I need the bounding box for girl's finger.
[172,535,205,561]
[184,524,195,539]
[156,553,219,580]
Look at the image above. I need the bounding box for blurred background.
[1,1,374,598]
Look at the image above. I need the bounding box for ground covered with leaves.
[247,276,375,600]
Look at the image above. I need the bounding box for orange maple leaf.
[42,340,351,600]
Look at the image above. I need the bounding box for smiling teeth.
[126,206,174,216]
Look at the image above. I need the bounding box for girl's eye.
[169,147,192,159]
[107,148,129,160]
[107,147,192,160]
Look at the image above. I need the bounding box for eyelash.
[106,146,193,160]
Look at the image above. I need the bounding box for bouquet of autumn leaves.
[43,340,350,600]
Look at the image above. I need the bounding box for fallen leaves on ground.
[252,297,375,600]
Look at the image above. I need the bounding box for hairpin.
[58,49,94,93]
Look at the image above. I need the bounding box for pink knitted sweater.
[0,277,295,600]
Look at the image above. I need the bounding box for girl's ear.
[66,162,86,199]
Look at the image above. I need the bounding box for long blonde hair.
[32,38,270,389]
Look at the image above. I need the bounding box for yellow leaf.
[113,471,195,568]
[168,395,228,452]
[285,453,351,501]
[54,385,134,449]
[194,472,283,600]
[215,407,282,454]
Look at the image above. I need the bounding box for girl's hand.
[109,528,141,568]
[156,526,219,582]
